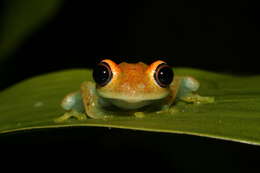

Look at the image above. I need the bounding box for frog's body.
[57,59,213,121]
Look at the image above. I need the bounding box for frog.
[55,59,214,122]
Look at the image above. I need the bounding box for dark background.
[1,0,260,90]
[2,127,260,172]
[1,0,260,171]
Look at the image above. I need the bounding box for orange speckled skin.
[96,60,171,102]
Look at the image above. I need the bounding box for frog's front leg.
[56,82,112,122]
[80,81,113,119]
[175,76,214,104]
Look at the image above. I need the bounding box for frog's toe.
[180,94,215,104]
[54,110,87,123]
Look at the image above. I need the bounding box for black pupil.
[156,64,174,87]
[93,63,112,86]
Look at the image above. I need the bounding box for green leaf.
[0,0,62,61]
[1,68,260,145]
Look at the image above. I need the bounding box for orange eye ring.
[93,59,120,86]
[148,60,174,88]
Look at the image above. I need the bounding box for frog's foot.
[155,104,179,114]
[179,94,215,104]
[54,110,87,123]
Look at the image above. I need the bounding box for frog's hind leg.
[61,91,85,112]
[176,76,200,99]
[176,76,214,104]
[55,91,87,123]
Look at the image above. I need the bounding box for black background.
[2,127,260,172]
[1,0,260,89]
[1,0,260,171]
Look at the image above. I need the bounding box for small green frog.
[56,59,213,121]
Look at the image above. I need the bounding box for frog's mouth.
[108,99,154,110]
[98,91,169,103]
[98,91,169,110]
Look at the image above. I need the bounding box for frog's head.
[93,59,174,103]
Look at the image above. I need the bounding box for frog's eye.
[154,63,174,88]
[93,61,113,86]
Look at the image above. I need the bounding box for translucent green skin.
[60,76,210,119]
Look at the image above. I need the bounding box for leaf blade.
[1,68,260,145]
